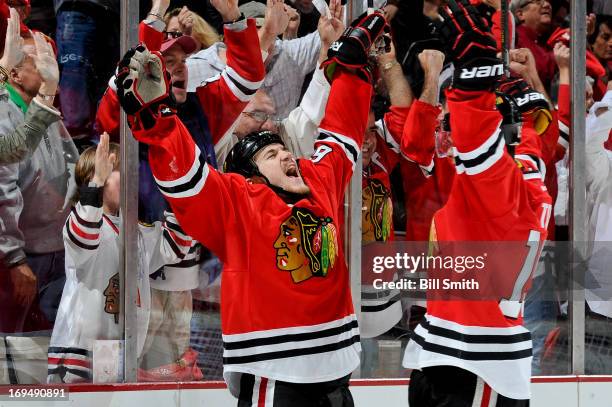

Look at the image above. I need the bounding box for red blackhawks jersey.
[360,107,408,338]
[133,70,370,396]
[402,90,548,400]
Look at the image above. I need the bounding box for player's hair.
[164,8,221,50]
[293,207,338,278]
[71,142,120,205]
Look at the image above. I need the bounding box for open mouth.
[285,165,299,178]
[173,80,186,90]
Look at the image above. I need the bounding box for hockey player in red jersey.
[402,1,551,406]
[114,11,389,407]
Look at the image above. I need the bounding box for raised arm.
[114,45,251,262]
[195,6,265,145]
[309,12,388,203]
[0,28,61,164]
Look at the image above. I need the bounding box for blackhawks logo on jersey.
[274,207,338,283]
[104,273,120,324]
[362,178,392,244]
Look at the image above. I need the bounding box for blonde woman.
[164,6,221,52]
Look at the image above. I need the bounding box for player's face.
[592,23,612,61]
[362,112,378,167]
[164,45,188,104]
[253,143,311,195]
[103,170,121,216]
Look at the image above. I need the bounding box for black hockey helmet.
[224,131,285,178]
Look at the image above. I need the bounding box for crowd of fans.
[0,0,610,388]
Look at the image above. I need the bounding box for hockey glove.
[496,76,552,135]
[438,0,502,91]
[115,44,176,131]
[322,11,390,83]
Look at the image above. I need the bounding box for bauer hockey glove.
[438,0,503,91]
[322,11,390,83]
[115,44,176,131]
[496,76,552,135]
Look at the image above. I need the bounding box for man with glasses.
[511,0,557,87]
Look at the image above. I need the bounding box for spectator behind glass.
[512,0,557,88]
[186,0,321,119]
[589,15,612,81]
[53,0,119,150]
[164,6,221,52]
[0,10,64,164]
[47,134,199,383]
[242,0,320,118]
[0,35,78,333]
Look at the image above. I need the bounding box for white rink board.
[0,379,611,407]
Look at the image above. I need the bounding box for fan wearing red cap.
[158,33,197,105]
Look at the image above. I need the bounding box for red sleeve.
[196,19,265,145]
[490,7,515,52]
[133,115,251,263]
[557,83,570,152]
[515,121,553,230]
[139,21,164,51]
[95,87,121,143]
[310,70,372,206]
[375,105,410,169]
[400,100,441,171]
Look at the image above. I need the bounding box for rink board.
[0,377,610,406]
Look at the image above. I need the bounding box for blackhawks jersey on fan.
[359,107,408,339]
[47,186,193,383]
[133,70,371,396]
[402,89,548,400]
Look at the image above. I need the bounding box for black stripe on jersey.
[65,220,99,251]
[223,334,360,365]
[78,185,103,208]
[317,133,359,164]
[71,207,103,229]
[223,319,358,351]
[156,155,205,195]
[454,131,503,170]
[166,257,201,268]
[362,288,394,300]
[47,366,91,380]
[419,319,532,344]
[163,229,184,259]
[410,331,532,361]
[361,295,401,313]
[165,219,186,235]
[47,346,91,357]
[226,71,257,97]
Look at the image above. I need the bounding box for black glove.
[115,44,175,131]
[495,77,552,135]
[438,0,502,91]
[322,11,390,83]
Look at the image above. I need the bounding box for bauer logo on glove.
[322,11,389,83]
[115,44,176,130]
